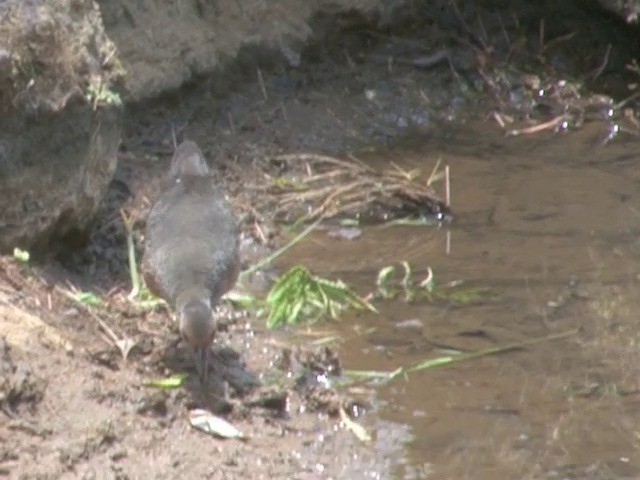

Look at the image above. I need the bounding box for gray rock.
[0,0,123,253]
[96,0,401,102]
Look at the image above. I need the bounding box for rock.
[96,0,399,101]
[0,0,123,253]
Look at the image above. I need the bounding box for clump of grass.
[234,261,485,332]
[265,265,377,329]
[234,216,379,329]
[260,153,449,223]
[374,262,489,304]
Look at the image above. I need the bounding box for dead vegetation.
[435,1,640,140]
[248,152,451,225]
[343,1,640,143]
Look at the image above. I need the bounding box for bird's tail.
[168,140,210,181]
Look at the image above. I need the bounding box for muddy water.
[284,121,640,479]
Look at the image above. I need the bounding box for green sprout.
[86,78,122,110]
[13,247,30,263]
[373,262,489,305]
[265,265,377,329]
[69,291,102,306]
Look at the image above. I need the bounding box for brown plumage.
[142,140,240,383]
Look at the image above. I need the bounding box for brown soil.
[0,250,382,479]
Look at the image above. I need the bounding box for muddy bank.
[0,253,397,479]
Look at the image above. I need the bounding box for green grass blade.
[409,355,456,371]
[143,373,188,389]
[344,329,579,384]
[241,218,324,280]
[409,329,578,372]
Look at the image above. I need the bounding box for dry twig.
[260,152,447,223]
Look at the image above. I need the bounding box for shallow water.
[284,120,640,479]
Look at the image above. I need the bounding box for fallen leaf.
[189,409,247,440]
[339,407,371,443]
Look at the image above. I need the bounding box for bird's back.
[142,142,239,305]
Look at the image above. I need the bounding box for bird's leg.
[223,380,231,402]
[195,346,209,385]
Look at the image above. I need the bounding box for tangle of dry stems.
[252,152,446,223]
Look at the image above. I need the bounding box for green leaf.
[339,218,360,226]
[376,265,396,288]
[288,298,306,325]
[224,291,260,309]
[264,265,377,329]
[143,373,188,389]
[13,247,30,263]
[401,261,413,289]
[267,299,290,329]
[419,266,435,292]
[409,355,455,371]
[72,291,102,306]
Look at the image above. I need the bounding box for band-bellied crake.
[142,140,239,383]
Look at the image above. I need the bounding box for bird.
[141,140,240,384]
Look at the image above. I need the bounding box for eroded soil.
[0,249,393,479]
